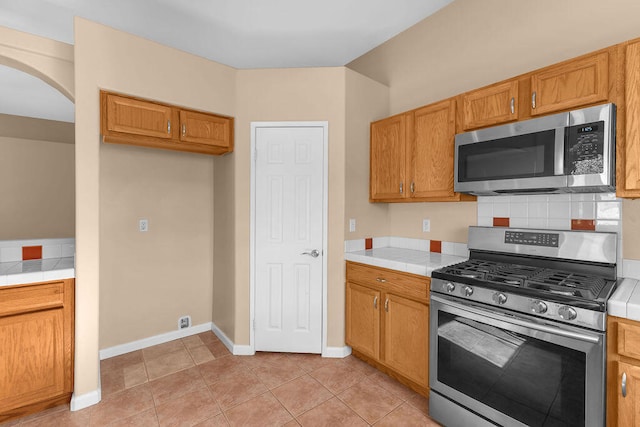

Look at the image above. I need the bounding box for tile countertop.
[344,247,466,277]
[0,256,75,287]
[608,277,640,321]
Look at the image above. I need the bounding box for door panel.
[255,126,324,353]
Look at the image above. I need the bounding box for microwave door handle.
[555,127,565,175]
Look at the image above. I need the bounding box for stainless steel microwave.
[454,103,616,195]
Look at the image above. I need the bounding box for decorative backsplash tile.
[430,240,442,253]
[0,238,75,263]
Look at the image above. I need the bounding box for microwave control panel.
[565,121,605,175]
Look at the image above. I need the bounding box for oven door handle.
[432,294,601,344]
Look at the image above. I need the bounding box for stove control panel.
[504,230,559,247]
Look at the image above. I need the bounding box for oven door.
[429,293,605,427]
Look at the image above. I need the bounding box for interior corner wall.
[74,17,236,396]
[344,69,391,239]
[235,67,347,347]
[346,0,640,244]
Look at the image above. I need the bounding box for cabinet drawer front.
[618,322,640,360]
[347,262,429,302]
[0,283,65,317]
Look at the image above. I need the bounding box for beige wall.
[347,0,640,247]
[74,17,236,395]
[344,69,390,239]
[0,128,74,240]
[234,67,347,346]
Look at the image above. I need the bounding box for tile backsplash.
[477,193,621,234]
[0,238,75,263]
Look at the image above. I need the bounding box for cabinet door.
[618,361,640,427]
[104,93,174,139]
[179,110,233,150]
[461,80,518,130]
[409,99,455,199]
[383,293,429,387]
[530,51,609,116]
[370,114,407,201]
[624,41,640,193]
[346,282,381,360]
[0,309,65,411]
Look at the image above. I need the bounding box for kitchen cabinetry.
[529,51,609,116]
[100,90,234,155]
[461,80,518,131]
[0,279,74,423]
[619,40,640,197]
[345,262,430,395]
[606,316,640,426]
[370,99,472,202]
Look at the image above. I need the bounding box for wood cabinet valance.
[100,90,234,156]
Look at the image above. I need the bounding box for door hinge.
[253,319,256,330]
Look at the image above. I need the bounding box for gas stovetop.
[430,226,620,331]
[434,258,612,302]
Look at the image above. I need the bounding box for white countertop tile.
[344,247,465,277]
[0,256,75,287]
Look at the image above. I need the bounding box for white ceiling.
[0,0,453,123]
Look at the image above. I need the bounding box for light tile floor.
[2,331,441,426]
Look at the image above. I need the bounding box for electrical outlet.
[139,219,149,232]
[178,315,191,329]
[422,219,431,232]
[349,218,356,232]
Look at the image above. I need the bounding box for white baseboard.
[99,322,214,360]
[210,322,255,355]
[322,345,352,358]
[70,388,101,411]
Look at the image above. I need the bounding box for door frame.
[249,121,329,355]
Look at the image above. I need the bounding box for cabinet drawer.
[347,262,429,302]
[618,321,640,360]
[0,282,65,318]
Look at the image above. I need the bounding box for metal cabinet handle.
[510,97,515,114]
[399,182,403,194]
[167,120,171,134]
[410,182,415,193]
[301,249,320,258]
[373,296,378,309]
[622,372,628,397]
[384,298,389,312]
[376,278,387,283]
[532,92,537,109]
[182,123,186,136]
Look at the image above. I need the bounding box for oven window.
[458,130,556,182]
[437,311,585,426]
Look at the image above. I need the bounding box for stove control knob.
[530,300,548,314]
[558,306,577,321]
[445,282,456,293]
[463,286,474,297]
[492,292,507,305]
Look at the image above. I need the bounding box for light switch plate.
[139,219,149,232]
[422,219,430,232]
[349,218,356,232]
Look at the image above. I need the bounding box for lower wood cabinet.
[345,262,430,395]
[0,279,74,423]
[607,315,640,426]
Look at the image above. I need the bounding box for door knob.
[301,249,320,258]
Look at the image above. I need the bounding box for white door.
[254,125,324,353]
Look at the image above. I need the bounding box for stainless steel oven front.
[429,293,605,427]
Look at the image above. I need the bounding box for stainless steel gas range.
[429,226,619,427]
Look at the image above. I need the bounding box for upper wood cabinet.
[370,113,407,201]
[461,80,518,131]
[101,90,234,155]
[620,40,640,197]
[530,51,609,116]
[370,99,473,203]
